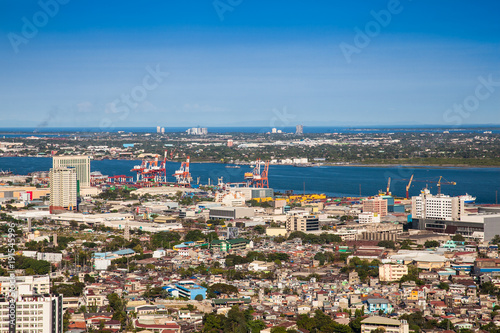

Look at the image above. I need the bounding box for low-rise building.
[361,316,409,333]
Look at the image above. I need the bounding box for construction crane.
[405,174,414,199]
[173,156,192,187]
[401,176,456,196]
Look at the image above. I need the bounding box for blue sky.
[0,0,499,128]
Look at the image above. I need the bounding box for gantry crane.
[244,159,270,188]
[173,156,192,187]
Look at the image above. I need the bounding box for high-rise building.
[156,126,161,133]
[411,188,472,221]
[186,127,207,135]
[52,155,91,187]
[296,124,303,135]
[286,214,319,232]
[50,167,77,210]
[363,197,388,217]
[0,275,63,333]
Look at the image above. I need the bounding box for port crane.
[401,175,456,196]
[378,177,392,196]
[405,175,414,199]
[131,151,168,184]
[244,159,270,188]
[173,156,192,187]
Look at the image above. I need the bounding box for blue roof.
[92,252,112,258]
[113,248,135,256]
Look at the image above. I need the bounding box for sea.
[0,125,500,137]
[1,157,499,204]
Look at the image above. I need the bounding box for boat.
[225,165,241,169]
[460,194,476,204]
[0,170,12,175]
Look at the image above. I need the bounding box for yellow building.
[0,186,50,200]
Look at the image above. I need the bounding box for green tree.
[438,282,449,291]
[491,235,500,245]
[185,230,205,242]
[377,240,396,249]
[452,234,465,242]
[424,240,440,248]
[224,306,247,333]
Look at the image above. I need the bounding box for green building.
[211,238,251,252]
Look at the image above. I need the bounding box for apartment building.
[379,264,409,282]
[363,197,388,217]
[50,167,77,210]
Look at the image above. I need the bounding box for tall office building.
[363,197,388,217]
[156,126,161,133]
[52,155,91,187]
[411,188,471,221]
[0,275,63,333]
[50,167,77,210]
[286,214,319,232]
[295,124,303,135]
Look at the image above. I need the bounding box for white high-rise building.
[50,167,77,209]
[186,127,207,135]
[52,155,91,187]
[0,275,63,333]
[411,188,473,221]
[156,126,161,133]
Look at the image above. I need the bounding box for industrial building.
[50,167,77,211]
[227,186,274,200]
[361,316,409,333]
[52,155,91,187]
[163,281,207,300]
[209,207,255,220]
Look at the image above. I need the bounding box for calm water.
[1,126,500,135]
[1,157,499,203]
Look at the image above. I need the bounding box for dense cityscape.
[1,126,500,333]
[2,1,499,332]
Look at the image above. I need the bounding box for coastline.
[2,155,500,169]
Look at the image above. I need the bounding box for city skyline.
[1,1,499,128]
